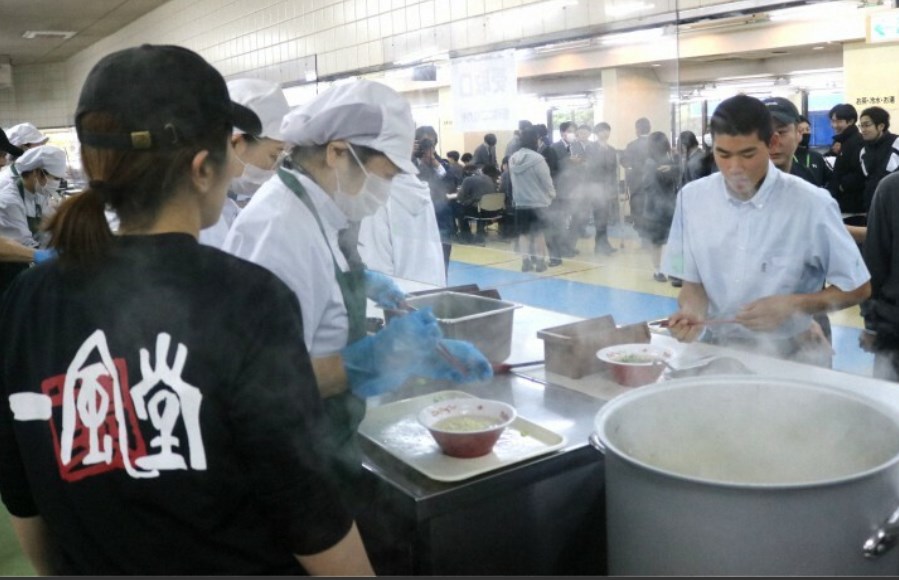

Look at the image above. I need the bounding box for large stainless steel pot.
[592,376,899,575]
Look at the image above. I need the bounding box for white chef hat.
[14,145,67,178]
[226,78,290,140]
[281,79,417,174]
[7,122,49,147]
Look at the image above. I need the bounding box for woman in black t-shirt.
[0,44,373,575]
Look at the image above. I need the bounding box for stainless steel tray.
[358,390,566,483]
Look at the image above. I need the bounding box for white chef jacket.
[0,175,50,247]
[199,196,241,249]
[223,169,351,357]
[358,173,446,290]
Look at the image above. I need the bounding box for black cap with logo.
[75,44,261,150]
[762,97,801,126]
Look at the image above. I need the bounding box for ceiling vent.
[22,30,76,40]
[680,13,770,33]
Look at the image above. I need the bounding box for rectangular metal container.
[538,316,651,379]
[401,291,520,363]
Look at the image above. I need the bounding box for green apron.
[278,168,368,486]
[0,166,38,296]
[11,164,42,235]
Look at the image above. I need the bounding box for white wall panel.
[2,0,869,128]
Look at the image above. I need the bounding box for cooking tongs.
[648,318,738,329]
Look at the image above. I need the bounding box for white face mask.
[232,155,276,197]
[333,144,392,221]
[43,177,61,196]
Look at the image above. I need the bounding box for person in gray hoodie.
[510,127,556,272]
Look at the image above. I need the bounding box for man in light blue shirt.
[662,95,871,365]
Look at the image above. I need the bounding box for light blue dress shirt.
[662,161,870,340]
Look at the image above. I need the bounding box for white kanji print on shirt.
[7,329,207,481]
[131,333,206,471]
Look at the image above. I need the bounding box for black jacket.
[793,147,831,189]
[472,143,497,170]
[860,130,899,212]
[621,135,650,196]
[862,172,899,340]
[828,124,866,213]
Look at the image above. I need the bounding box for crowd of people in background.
[440,115,717,279]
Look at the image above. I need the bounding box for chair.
[464,192,507,241]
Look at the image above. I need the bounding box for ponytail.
[45,186,112,267]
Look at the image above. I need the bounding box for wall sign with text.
[451,50,517,132]
[855,96,896,106]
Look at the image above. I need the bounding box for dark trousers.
[545,197,573,259]
[592,184,618,244]
[452,202,486,240]
[434,201,454,273]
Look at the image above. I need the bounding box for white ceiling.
[0,0,170,66]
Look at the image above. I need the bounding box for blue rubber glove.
[342,307,442,396]
[411,339,494,383]
[364,269,406,309]
[33,248,57,263]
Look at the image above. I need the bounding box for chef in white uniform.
[199,78,289,249]
[357,172,447,289]
[224,79,490,395]
[224,81,491,487]
[0,145,66,247]
[0,145,66,294]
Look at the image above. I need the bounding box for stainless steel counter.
[361,372,605,513]
[356,303,899,575]
[356,305,606,575]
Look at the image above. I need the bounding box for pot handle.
[588,432,606,454]
[863,505,899,559]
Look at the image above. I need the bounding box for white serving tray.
[359,390,567,483]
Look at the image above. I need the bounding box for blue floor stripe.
[832,325,874,376]
[447,262,537,288]
[448,259,875,377]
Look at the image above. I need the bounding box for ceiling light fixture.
[533,38,593,54]
[22,30,76,40]
[680,13,770,33]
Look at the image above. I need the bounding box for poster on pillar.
[450,50,517,132]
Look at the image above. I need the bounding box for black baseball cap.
[75,44,261,150]
[0,128,24,157]
[762,97,801,126]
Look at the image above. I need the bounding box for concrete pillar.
[600,67,670,150]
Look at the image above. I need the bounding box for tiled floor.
[447,224,873,377]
